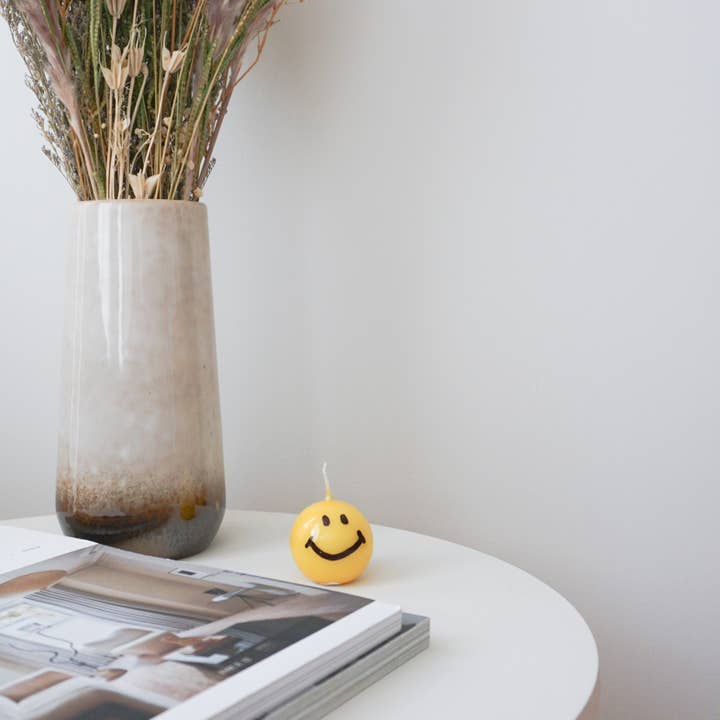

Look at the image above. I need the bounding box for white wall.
[1,1,718,717]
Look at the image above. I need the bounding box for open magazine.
[0,527,403,720]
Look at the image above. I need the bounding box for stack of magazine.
[0,527,429,720]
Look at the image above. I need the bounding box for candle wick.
[322,461,332,500]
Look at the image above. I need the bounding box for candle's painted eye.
[340,514,349,525]
[322,515,330,526]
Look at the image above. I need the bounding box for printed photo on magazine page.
[0,544,371,719]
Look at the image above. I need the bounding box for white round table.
[3,511,598,720]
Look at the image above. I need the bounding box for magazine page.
[0,534,398,720]
[0,527,95,576]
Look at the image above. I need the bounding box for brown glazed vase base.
[56,504,225,559]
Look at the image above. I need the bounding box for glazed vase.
[56,200,225,558]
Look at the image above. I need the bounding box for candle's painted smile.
[305,530,366,561]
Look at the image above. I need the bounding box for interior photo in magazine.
[0,546,371,719]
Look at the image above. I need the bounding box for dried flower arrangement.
[0,0,289,200]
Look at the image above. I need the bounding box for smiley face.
[290,499,373,585]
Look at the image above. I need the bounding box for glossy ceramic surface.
[56,201,225,558]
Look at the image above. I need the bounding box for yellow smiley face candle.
[290,465,373,585]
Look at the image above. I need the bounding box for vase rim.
[77,199,205,207]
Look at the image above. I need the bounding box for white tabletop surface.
[2,510,598,720]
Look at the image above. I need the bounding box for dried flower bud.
[105,0,128,19]
[101,45,129,90]
[162,46,186,74]
[129,172,161,200]
[112,44,126,67]
[127,48,144,78]
[127,29,145,79]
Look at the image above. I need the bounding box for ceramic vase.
[56,200,225,558]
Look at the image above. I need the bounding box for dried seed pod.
[127,28,146,78]
[105,0,128,19]
[128,172,161,199]
[162,46,186,74]
[101,45,129,90]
